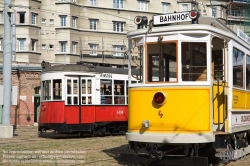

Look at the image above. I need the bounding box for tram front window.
[42,80,51,100]
[114,80,125,104]
[52,79,62,100]
[100,79,112,104]
[182,42,207,81]
[147,42,177,82]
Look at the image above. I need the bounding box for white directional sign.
[153,12,191,25]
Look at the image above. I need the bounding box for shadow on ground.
[103,144,161,166]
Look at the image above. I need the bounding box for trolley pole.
[0,0,13,138]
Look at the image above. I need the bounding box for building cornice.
[55,2,163,15]
[55,27,127,35]
[16,51,41,55]
[31,0,41,3]
[16,24,42,29]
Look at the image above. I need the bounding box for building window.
[90,0,97,6]
[42,18,46,24]
[31,40,37,51]
[212,8,217,17]
[162,3,169,13]
[113,0,124,9]
[41,44,46,50]
[72,42,77,54]
[113,45,124,57]
[72,17,77,28]
[90,20,97,30]
[61,42,67,52]
[32,13,37,25]
[50,19,54,24]
[61,0,67,2]
[89,44,98,55]
[113,22,124,32]
[72,0,76,2]
[60,16,67,27]
[19,39,25,51]
[232,10,239,17]
[182,4,188,11]
[49,45,54,50]
[19,13,25,24]
[138,1,148,11]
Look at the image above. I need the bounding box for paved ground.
[0,126,249,166]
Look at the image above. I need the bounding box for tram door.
[212,50,227,126]
[80,77,95,123]
[65,76,95,124]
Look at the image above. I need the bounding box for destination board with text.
[153,12,192,25]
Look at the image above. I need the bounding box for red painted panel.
[65,106,80,124]
[95,105,128,122]
[39,101,65,123]
[81,106,95,123]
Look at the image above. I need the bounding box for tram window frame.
[42,80,51,100]
[100,79,112,104]
[81,79,92,104]
[52,79,62,100]
[66,78,79,105]
[233,47,244,88]
[246,55,250,90]
[114,80,125,105]
[181,42,207,81]
[146,41,178,83]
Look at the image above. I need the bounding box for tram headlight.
[153,92,166,105]
[134,16,148,29]
[189,10,200,24]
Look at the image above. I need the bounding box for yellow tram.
[126,10,250,165]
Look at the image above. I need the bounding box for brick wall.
[0,71,41,126]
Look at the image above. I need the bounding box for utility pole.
[1,0,13,138]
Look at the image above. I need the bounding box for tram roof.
[42,64,140,75]
[128,16,235,38]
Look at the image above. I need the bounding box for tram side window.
[52,79,62,100]
[233,47,244,88]
[100,79,112,104]
[67,79,78,105]
[114,80,125,104]
[81,79,92,104]
[147,42,177,82]
[42,80,51,100]
[247,55,250,90]
[181,42,207,81]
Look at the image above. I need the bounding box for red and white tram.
[38,63,139,135]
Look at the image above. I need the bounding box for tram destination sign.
[237,29,250,45]
[153,12,191,25]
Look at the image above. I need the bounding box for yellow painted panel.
[128,87,210,133]
[246,91,250,109]
[232,89,246,109]
[213,82,226,124]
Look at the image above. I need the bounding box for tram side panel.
[39,101,65,129]
[81,106,95,123]
[95,105,128,122]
